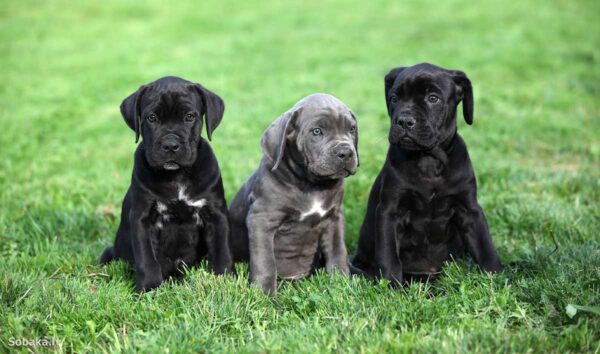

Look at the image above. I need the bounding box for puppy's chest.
[397,191,455,224]
[416,155,446,181]
[293,197,336,226]
[151,186,211,229]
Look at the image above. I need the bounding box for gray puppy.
[230,94,359,294]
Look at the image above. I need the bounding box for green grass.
[1,0,599,352]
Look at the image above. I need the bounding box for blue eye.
[312,128,322,136]
[427,95,440,104]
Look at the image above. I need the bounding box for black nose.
[335,145,354,162]
[161,139,181,152]
[396,116,416,130]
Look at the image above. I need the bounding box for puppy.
[100,76,234,292]
[352,63,502,282]
[229,94,359,294]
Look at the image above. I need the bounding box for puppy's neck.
[391,131,457,178]
[274,148,341,190]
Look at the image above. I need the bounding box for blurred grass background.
[0,0,599,352]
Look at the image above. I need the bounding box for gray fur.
[230,94,359,295]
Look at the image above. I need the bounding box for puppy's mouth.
[163,161,181,170]
[310,167,355,180]
[396,134,436,151]
[400,136,414,143]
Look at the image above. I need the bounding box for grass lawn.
[1,0,599,352]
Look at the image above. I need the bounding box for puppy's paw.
[380,266,403,284]
[261,281,277,296]
[135,276,163,293]
[251,274,277,296]
[213,262,236,276]
[326,262,350,276]
[483,262,503,273]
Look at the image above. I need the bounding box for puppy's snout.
[396,115,416,130]
[161,137,181,153]
[333,144,355,162]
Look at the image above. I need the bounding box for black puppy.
[352,63,502,282]
[100,76,234,292]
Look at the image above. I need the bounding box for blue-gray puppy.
[230,94,359,294]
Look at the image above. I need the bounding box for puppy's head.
[120,76,224,171]
[261,93,359,180]
[384,63,473,150]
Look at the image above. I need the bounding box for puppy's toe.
[327,262,350,276]
[135,277,163,293]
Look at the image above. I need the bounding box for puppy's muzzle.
[395,115,416,130]
[331,142,358,175]
[161,134,182,153]
[333,143,355,163]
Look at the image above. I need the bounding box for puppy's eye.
[312,128,322,136]
[147,114,158,123]
[185,113,195,122]
[427,95,441,104]
[390,95,398,105]
[349,126,356,133]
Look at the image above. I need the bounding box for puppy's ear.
[190,83,225,141]
[120,85,149,143]
[350,110,360,167]
[260,108,302,171]
[384,67,406,113]
[451,70,474,125]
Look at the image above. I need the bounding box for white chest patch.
[154,186,208,229]
[156,201,168,213]
[300,199,328,221]
[177,185,207,208]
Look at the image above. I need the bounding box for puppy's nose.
[396,116,416,130]
[161,139,181,152]
[334,145,355,162]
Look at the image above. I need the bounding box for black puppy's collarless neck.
[389,130,457,178]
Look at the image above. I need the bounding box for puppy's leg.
[457,203,503,273]
[206,207,235,276]
[130,211,163,292]
[247,210,279,295]
[374,202,403,283]
[320,212,350,275]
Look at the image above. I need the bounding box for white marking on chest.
[155,202,170,226]
[154,186,207,229]
[156,201,168,213]
[178,185,207,208]
[300,199,328,221]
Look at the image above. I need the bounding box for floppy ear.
[350,110,360,167]
[260,108,302,171]
[190,83,225,141]
[120,85,149,143]
[451,70,474,125]
[384,67,406,114]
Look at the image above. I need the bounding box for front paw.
[251,274,277,295]
[135,276,163,293]
[483,261,503,273]
[326,261,350,276]
[213,259,236,276]
[380,265,403,283]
